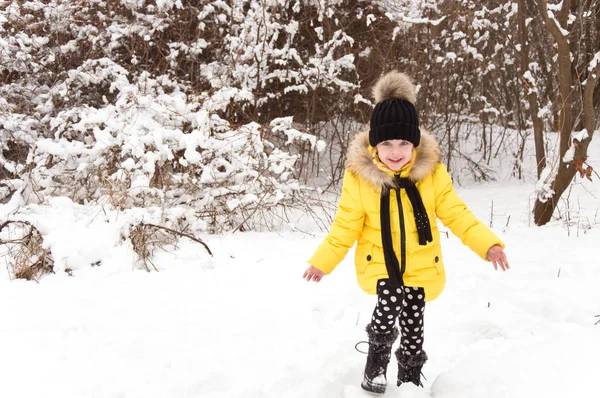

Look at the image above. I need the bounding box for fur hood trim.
[346,130,440,189]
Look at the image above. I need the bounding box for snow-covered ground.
[1,160,600,397]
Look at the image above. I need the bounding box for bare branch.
[145,223,213,256]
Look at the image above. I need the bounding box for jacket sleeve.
[308,169,366,274]
[432,163,504,261]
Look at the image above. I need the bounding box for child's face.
[375,139,414,171]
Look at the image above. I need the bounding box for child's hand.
[487,245,510,271]
[303,265,325,282]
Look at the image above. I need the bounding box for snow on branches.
[1,0,368,233]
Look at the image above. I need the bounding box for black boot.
[360,324,399,394]
[396,349,428,387]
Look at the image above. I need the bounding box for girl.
[302,71,510,394]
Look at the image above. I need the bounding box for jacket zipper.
[394,174,407,278]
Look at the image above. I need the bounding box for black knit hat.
[369,71,421,147]
[369,99,420,147]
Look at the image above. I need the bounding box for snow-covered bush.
[1,0,417,187]
[3,0,377,232]
[25,70,324,232]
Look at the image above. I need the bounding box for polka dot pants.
[371,279,426,356]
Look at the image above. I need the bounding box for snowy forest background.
[1,0,599,281]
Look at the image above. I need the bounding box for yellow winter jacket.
[308,131,504,301]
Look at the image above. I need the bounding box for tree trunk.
[533,128,596,225]
[534,39,600,225]
[518,0,546,179]
[533,0,575,225]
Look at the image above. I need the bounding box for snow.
[547,10,569,36]
[589,51,600,73]
[270,116,323,150]
[572,129,589,142]
[536,162,557,202]
[2,2,600,396]
[366,14,376,26]
[564,129,591,162]
[538,106,550,119]
[402,16,446,26]
[563,144,575,163]
[547,1,564,12]
[445,52,457,61]
[2,156,600,397]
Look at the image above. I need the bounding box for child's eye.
[400,141,409,146]
[382,141,391,146]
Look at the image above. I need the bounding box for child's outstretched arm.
[433,163,510,268]
[486,244,510,271]
[304,170,366,282]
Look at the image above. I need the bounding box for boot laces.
[400,367,427,387]
[354,340,391,355]
[354,341,370,354]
